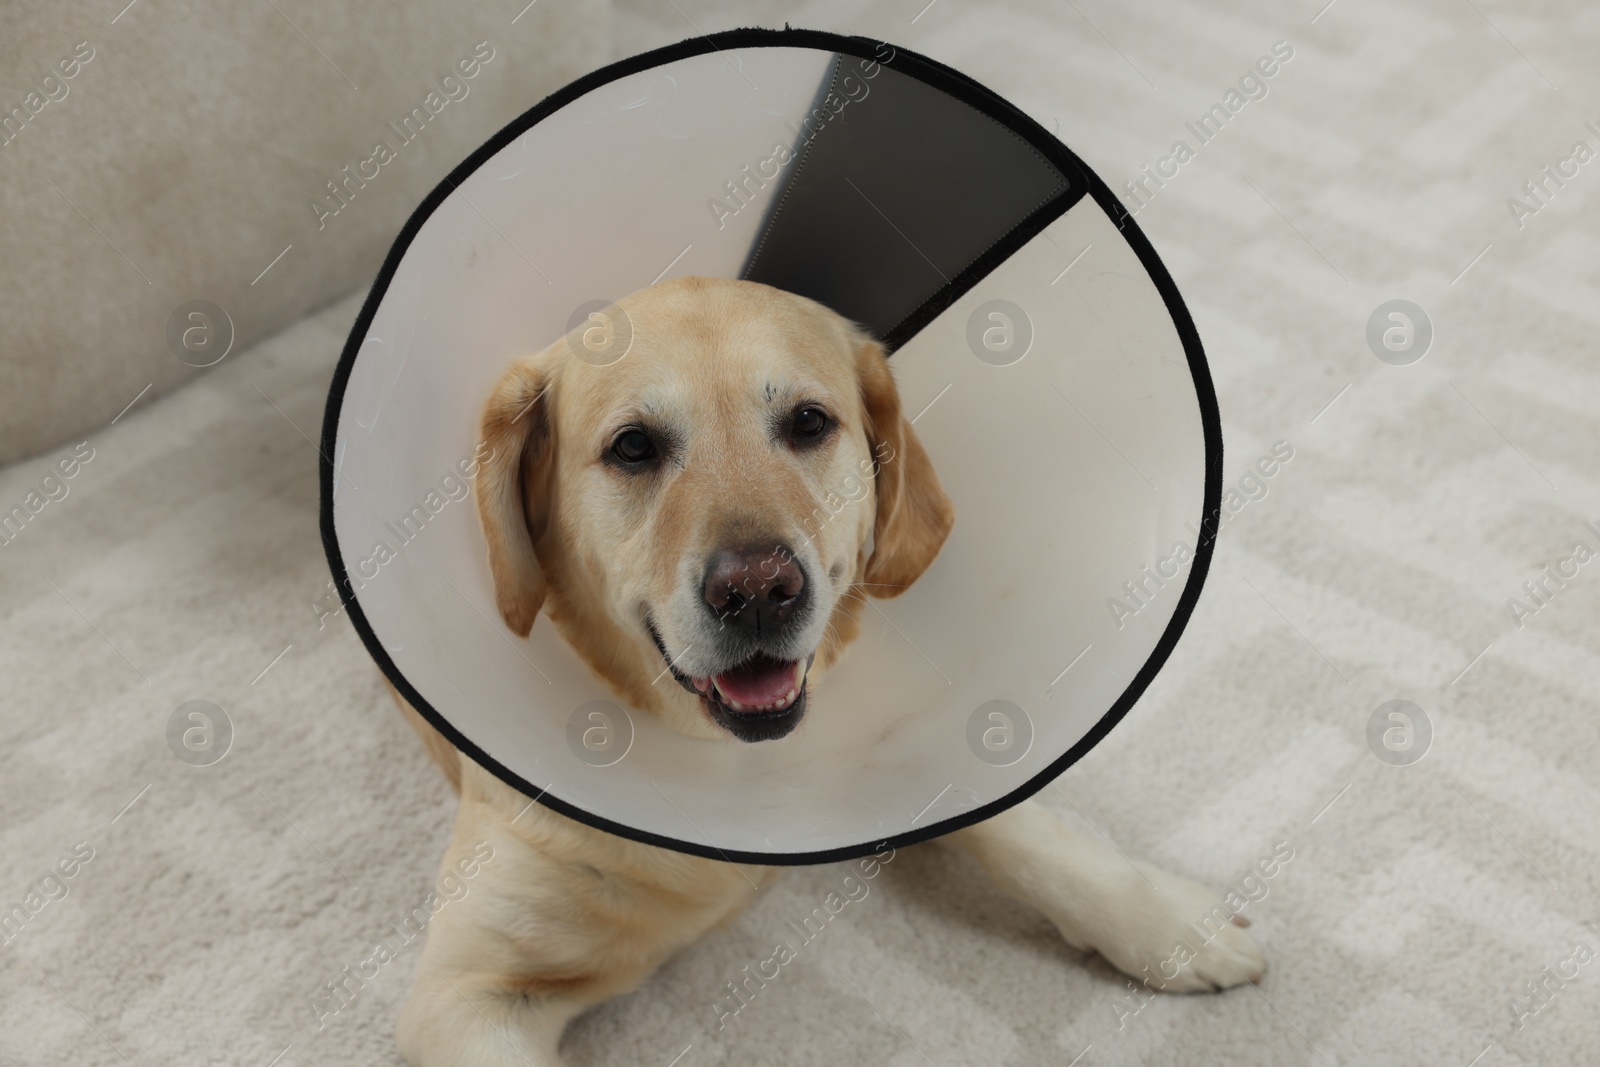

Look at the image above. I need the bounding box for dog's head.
[475,277,953,742]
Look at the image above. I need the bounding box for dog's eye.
[791,407,829,439]
[611,429,657,465]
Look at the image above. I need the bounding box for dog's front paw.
[1063,863,1267,993]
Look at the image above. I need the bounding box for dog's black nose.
[703,544,806,632]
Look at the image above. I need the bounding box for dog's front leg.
[946,798,1265,992]
[398,970,587,1067]
[396,785,773,1067]
[395,819,600,1067]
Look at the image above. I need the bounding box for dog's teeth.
[708,662,809,715]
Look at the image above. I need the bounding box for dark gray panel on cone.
[743,55,1072,344]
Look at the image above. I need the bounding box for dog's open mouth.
[648,625,811,742]
[690,654,808,713]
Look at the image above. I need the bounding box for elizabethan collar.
[321,29,1222,864]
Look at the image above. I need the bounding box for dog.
[390,277,1264,1066]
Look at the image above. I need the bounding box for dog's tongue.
[713,656,799,708]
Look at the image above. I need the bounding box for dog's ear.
[475,358,555,637]
[856,338,954,596]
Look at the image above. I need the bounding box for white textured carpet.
[4,1,1598,1065]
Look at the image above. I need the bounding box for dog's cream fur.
[392,278,1264,1066]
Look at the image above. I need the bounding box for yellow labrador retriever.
[391,277,1263,1067]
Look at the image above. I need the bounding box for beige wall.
[0,0,610,463]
